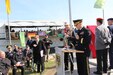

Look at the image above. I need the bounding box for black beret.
[107,18,113,21]
[96,18,103,24]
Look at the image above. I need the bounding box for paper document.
[40,50,44,57]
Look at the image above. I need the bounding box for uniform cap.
[73,19,82,26]
[107,18,113,21]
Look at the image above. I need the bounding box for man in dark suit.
[26,36,33,49]
[0,50,11,75]
[13,44,18,53]
[6,45,16,65]
[107,18,113,70]
[13,47,25,75]
[32,35,46,73]
[70,19,91,75]
[23,46,33,68]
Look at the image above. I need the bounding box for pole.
[68,0,73,29]
[68,0,73,75]
[102,9,105,25]
[7,14,11,45]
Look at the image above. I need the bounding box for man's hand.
[75,34,79,40]
[15,62,24,66]
[33,44,37,47]
[15,62,21,66]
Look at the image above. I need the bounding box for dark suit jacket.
[108,25,113,38]
[26,39,33,49]
[108,25,113,46]
[70,27,91,57]
[23,49,33,60]
[0,58,11,75]
[5,51,15,66]
[31,40,46,63]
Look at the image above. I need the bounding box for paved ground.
[65,58,97,75]
[47,54,113,75]
[64,58,113,75]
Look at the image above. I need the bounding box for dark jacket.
[26,39,33,49]
[23,49,33,60]
[0,58,11,75]
[13,51,25,65]
[5,51,16,66]
[70,27,91,57]
[31,40,46,63]
[43,38,53,49]
[108,25,113,38]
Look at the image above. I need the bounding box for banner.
[5,0,11,14]
[19,32,26,47]
[94,0,105,9]
[27,32,36,38]
[87,25,97,58]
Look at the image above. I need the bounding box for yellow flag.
[5,0,11,14]
[94,0,105,9]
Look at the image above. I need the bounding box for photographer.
[43,35,53,62]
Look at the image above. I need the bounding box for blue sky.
[0,0,113,25]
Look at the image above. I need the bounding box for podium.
[55,47,84,75]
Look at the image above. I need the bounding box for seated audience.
[0,50,11,75]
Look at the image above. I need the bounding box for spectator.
[6,45,15,67]
[13,47,25,75]
[62,24,74,72]
[0,50,11,75]
[13,44,18,53]
[94,18,111,74]
[107,18,113,70]
[26,36,33,49]
[31,35,46,73]
[23,46,33,68]
[43,35,53,62]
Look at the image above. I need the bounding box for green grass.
[8,60,56,75]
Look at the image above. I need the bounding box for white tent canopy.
[4,20,65,27]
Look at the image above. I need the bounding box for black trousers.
[109,40,113,69]
[36,62,44,73]
[96,49,108,72]
[36,57,45,73]
[13,66,25,75]
[76,53,90,75]
[64,53,73,71]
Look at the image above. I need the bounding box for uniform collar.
[75,27,82,30]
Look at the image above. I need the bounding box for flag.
[19,32,26,47]
[94,0,105,9]
[5,0,11,14]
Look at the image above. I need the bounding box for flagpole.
[68,0,73,29]
[68,0,73,75]
[102,9,105,25]
[7,14,11,45]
